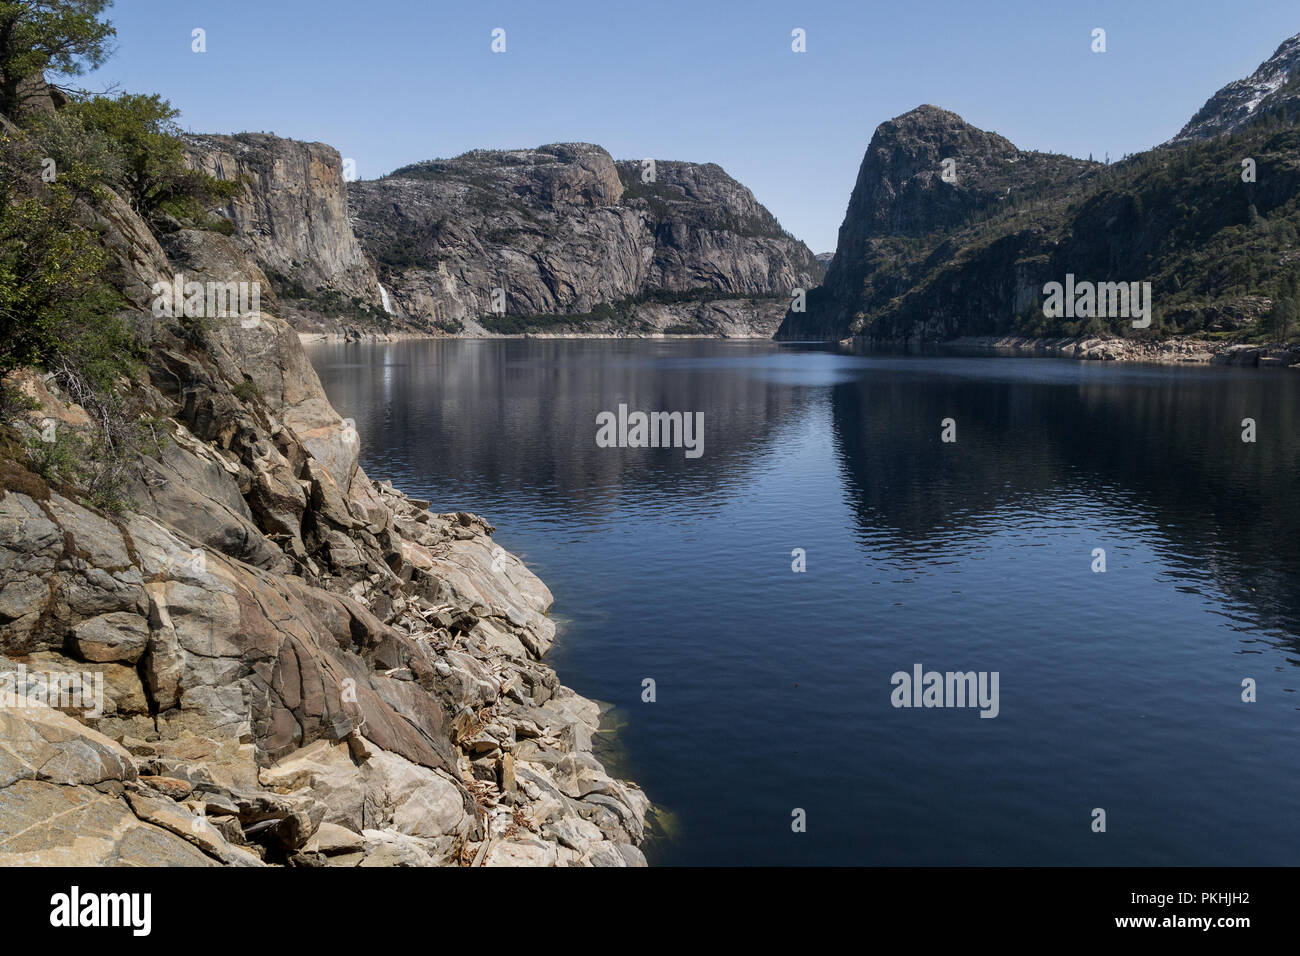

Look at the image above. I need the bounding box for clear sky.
[80,0,1299,253]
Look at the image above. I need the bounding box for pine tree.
[0,1,115,117]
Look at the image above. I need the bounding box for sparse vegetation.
[231,378,260,403]
[0,131,126,377]
[480,289,787,334]
[265,269,393,330]
[0,1,185,512]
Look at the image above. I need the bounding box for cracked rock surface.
[1,175,649,866]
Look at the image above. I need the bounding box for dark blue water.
[308,339,1300,865]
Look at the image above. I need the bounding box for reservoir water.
[308,338,1300,865]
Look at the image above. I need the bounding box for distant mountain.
[347,144,823,336]
[778,32,1300,348]
[777,105,1097,341]
[185,138,821,337]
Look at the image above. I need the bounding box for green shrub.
[24,427,79,483]
[0,134,126,379]
[26,108,126,196]
[231,379,260,402]
[69,92,238,226]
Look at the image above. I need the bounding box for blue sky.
[81,0,1299,253]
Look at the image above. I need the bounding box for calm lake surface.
[308,338,1300,865]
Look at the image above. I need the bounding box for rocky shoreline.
[841,334,1300,368]
[0,128,650,863]
[1,346,650,866]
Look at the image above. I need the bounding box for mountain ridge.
[180,135,821,338]
[1172,32,1300,143]
[777,29,1300,353]
[347,141,821,337]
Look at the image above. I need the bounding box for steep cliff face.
[612,158,820,296]
[1,164,649,866]
[183,134,389,332]
[348,143,821,336]
[780,31,1300,346]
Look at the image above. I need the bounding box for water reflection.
[830,359,1300,639]
[309,340,1300,864]
[315,339,820,522]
